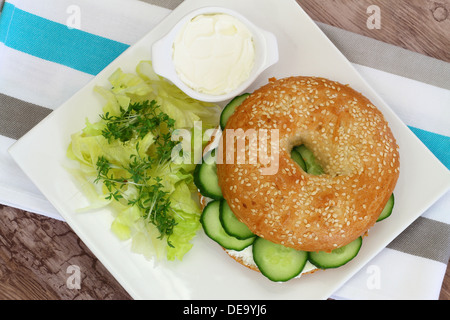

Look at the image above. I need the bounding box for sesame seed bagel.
[216,76,400,253]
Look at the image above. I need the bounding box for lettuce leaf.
[67,60,220,261]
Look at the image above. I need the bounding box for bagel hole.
[290,144,325,176]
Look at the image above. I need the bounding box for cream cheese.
[172,13,255,96]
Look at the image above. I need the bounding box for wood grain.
[296,0,450,63]
[0,0,448,300]
[0,205,131,299]
[440,261,450,300]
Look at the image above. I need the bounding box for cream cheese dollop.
[172,13,255,96]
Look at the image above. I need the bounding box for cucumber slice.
[201,201,255,251]
[291,148,307,171]
[296,145,324,175]
[377,194,395,222]
[220,200,255,240]
[220,93,250,130]
[252,237,308,282]
[308,237,362,269]
[194,158,223,200]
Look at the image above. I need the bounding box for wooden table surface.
[0,0,449,300]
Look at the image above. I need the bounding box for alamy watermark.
[367,5,382,30]
[366,264,382,290]
[66,265,81,290]
[66,5,81,30]
[171,122,280,176]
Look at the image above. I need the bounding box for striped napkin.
[0,0,449,300]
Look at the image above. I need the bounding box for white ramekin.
[151,6,279,103]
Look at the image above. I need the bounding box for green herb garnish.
[94,100,179,247]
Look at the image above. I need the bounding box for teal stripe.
[409,126,450,170]
[0,2,130,75]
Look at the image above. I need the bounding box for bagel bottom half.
[199,194,320,276]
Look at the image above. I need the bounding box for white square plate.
[9,0,450,299]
